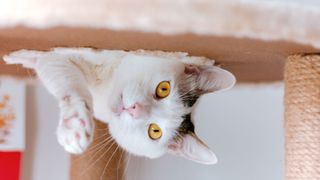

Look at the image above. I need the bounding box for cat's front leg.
[3,50,95,154]
[35,59,96,154]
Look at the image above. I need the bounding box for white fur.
[3,48,235,164]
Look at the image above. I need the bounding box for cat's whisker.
[89,135,113,150]
[74,137,114,162]
[87,137,112,153]
[92,132,110,142]
[76,136,113,162]
[100,144,120,180]
[88,144,108,163]
[95,128,109,131]
[89,139,113,152]
[75,135,112,157]
[95,134,112,141]
[83,142,111,169]
[80,141,116,177]
[94,127,109,131]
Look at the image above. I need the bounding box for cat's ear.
[168,133,218,165]
[185,65,236,93]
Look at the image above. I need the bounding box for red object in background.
[0,151,21,180]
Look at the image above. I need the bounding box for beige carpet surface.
[0,0,320,48]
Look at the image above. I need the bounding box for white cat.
[3,48,235,164]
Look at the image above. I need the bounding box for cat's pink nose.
[126,103,145,119]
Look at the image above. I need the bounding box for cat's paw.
[57,100,94,154]
[3,49,43,68]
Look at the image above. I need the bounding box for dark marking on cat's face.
[181,92,199,107]
[176,74,201,138]
[179,113,195,134]
[178,72,200,108]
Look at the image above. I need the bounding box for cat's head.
[103,54,235,164]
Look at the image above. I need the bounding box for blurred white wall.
[22,82,69,180]
[22,82,284,180]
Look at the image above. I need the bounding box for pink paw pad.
[62,112,79,129]
[79,119,86,127]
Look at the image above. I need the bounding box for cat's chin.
[122,147,166,159]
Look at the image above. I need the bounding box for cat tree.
[0,0,319,179]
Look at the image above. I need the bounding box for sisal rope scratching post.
[285,54,320,180]
[70,120,125,180]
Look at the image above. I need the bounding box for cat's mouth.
[117,104,127,117]
[112,95,135,117]
[112,95,125,117]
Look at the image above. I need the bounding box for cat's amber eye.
[148,123,162,140]
[155,81,170,99]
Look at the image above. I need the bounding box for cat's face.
[103,54,235,164]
